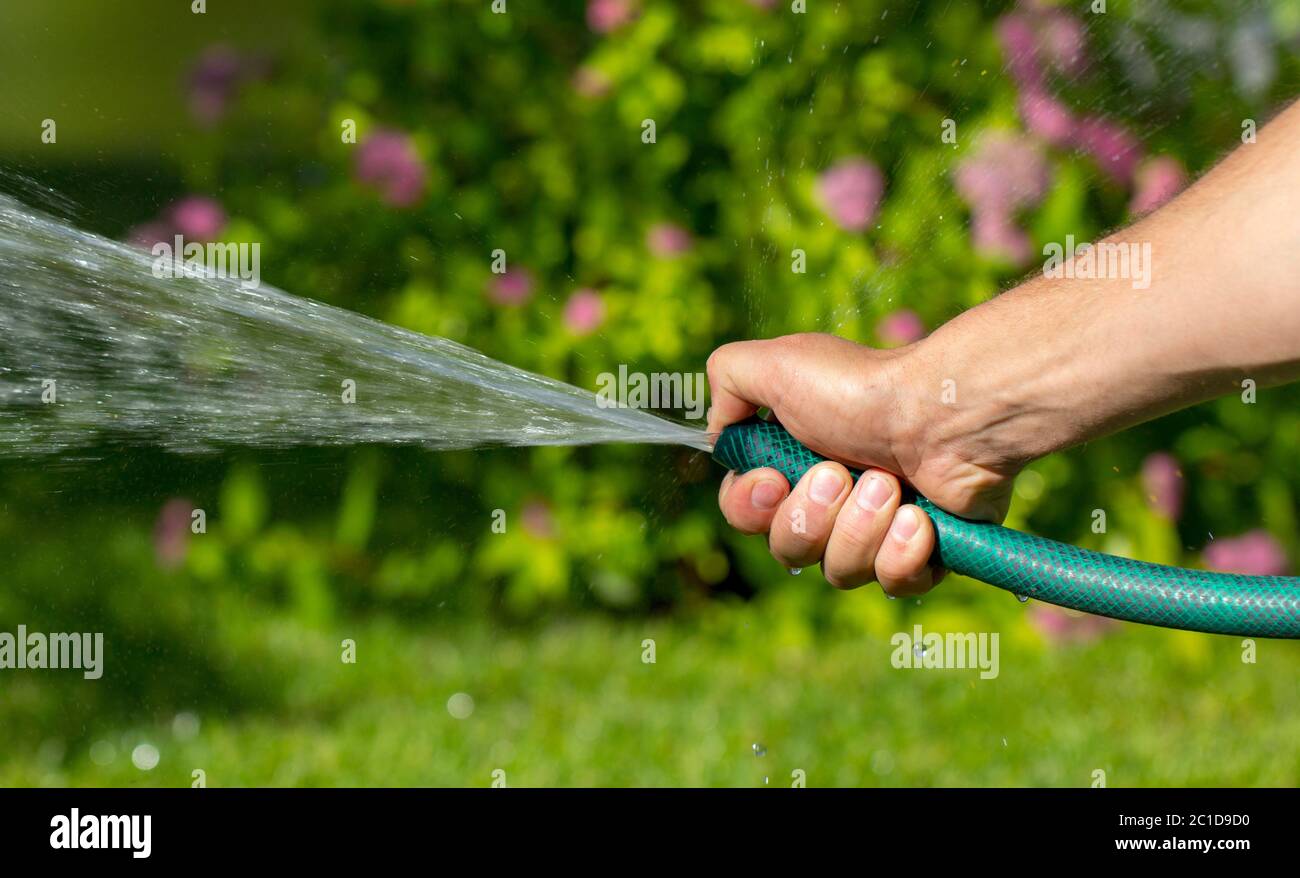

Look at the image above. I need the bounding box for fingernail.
[751,480,783,510]
[809,468,845,505]
[888,506,921,544]
[857,474,892,511]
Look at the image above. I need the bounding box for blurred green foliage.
[0,0,1298,786]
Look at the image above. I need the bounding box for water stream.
[0,195,711,457]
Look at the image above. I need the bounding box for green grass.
[4,586,1298,787]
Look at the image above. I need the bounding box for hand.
[707,103,1300,596]
[706,332,1021,596]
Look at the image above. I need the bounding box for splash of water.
[0,196,711,457]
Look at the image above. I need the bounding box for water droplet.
[172,711,200,740]
[913,643,926,659]
[131,743,161,771]
[1002,737,1008,748]
[1015,593,1029,603]
[789,567,802,576]
[763,776,769,785]
[447,692,475,719]
[752,742,767,757]
[89,740,116,766]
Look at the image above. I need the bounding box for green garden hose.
[713,418,1300,639]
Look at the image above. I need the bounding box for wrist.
[893,290,1086,470]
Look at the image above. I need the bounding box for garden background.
[0,0,1298,786]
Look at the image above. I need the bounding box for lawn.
[5,582,1297,788]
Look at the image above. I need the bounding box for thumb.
[705,340,784,435]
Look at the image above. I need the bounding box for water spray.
[2,194,1296,638]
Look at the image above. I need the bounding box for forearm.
[908,99,1300,466]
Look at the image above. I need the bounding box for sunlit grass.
[5,590,1297,787]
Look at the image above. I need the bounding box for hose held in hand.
[713,418,1300,639]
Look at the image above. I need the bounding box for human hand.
[707,332,1021,596]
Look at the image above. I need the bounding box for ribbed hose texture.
[713,418,1300,638]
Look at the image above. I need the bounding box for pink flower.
[587,0,634,33]
[572,66,612,98]
[488,268,535,306]
[563,288,605,335]
[998,7,1090,152]
[815,158,885,232]
[128,221,176,250]
[646,223,693,256]
[1141,452,1183,520]
[1073,116,1143,184]
[1029,605,1115,645]
[1038,10,1089,76]
[998,7,1089,87]
[876,310,926,346]
[952,134,1045,265]
[186,46,269,127]
[355,129,427,208]
[127,196,226,250]
[1018,88,1077,146]
[1205,531,1289,577]
[970,209,1033,265]
[954,132,1050,215]
[1130,156,1188,216]
[522,499,555,539]
[998,13,1043,88]
[154,498,195,570]
[170,196,227,242]
[187,46,245,126]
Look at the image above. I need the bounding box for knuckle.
[780,528,820,558]
[823,572,852,590]
[879,574,922,598]
[705,348,723,378]
[822,562,869,590]
[771,525,823,565]
[768,541,794,567]
[830,517,874,555]
[734,522,770,537]
[728,510,770,537]
[782,504,826,547]
[721,497,768,537]
[874,552,913,585]
[779,331,820,350]
[706,342,741,380]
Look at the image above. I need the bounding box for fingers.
[718,468,789,535]
[768,462,853,569]
[719,463,945,597]
[874,504,940,597]
[705,340,782,435]
[820,469,901,589]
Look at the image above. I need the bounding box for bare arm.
[708,99,1300,596]
[919,98,1300,465]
